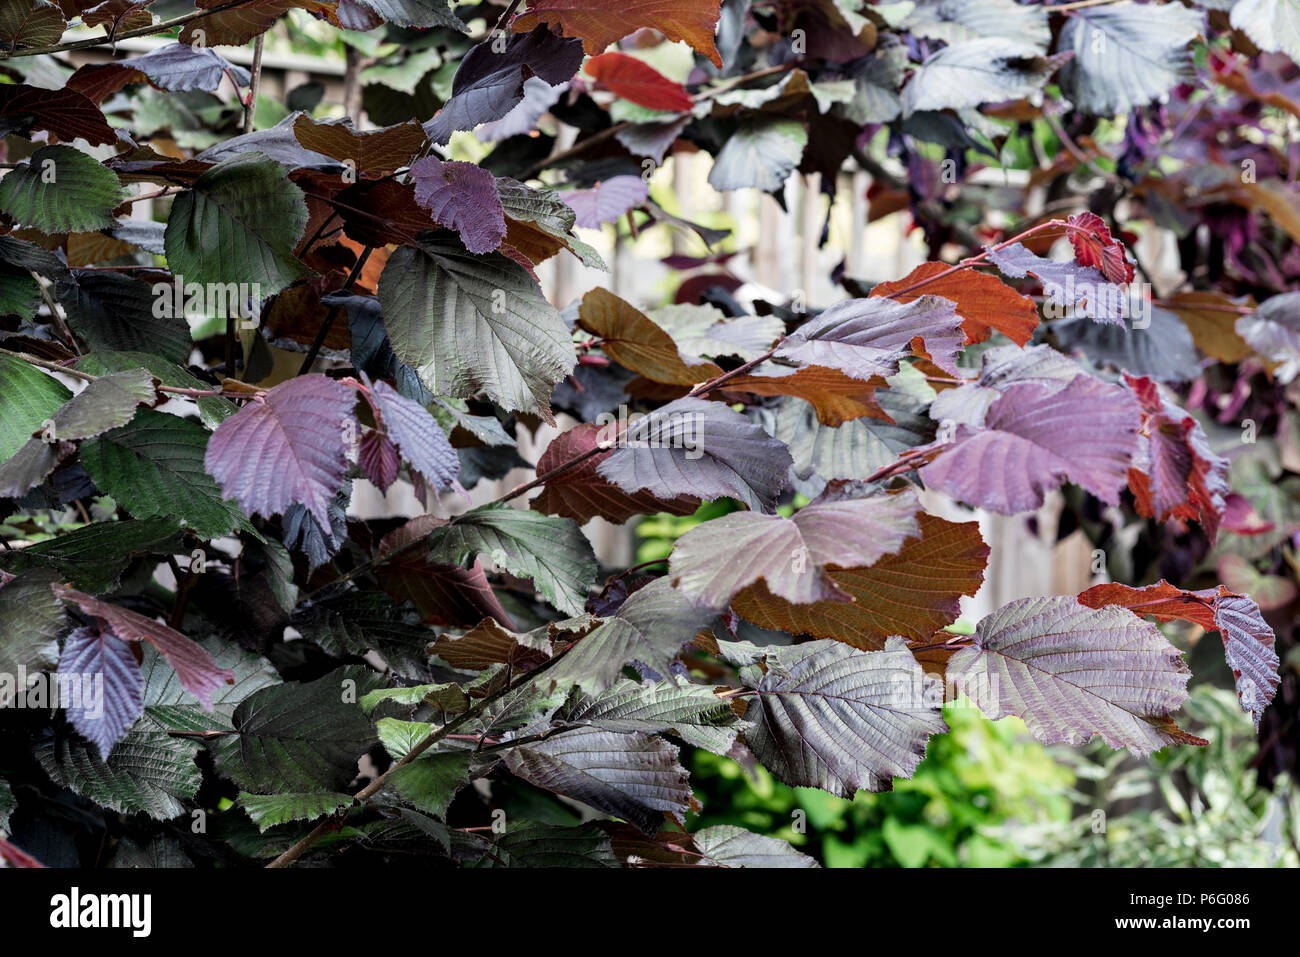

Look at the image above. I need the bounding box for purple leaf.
[358,429,400,493]
[921,375,1141,514]
[477,77,568,142]
[595,397,792,513]
[205,374,356,528]
[410,157,507,254]
[559,176,650,229]
[776,295,965,378]
[1078,581,1280,732]
[58,625,143,758]
[986,242,1127,325]
[370,379,458,491]
[669,487,921,608]
[950,596,1203,755]
[52,584,234,710]
[423,25,584,145]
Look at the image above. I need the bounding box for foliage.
[0,0,1296,869]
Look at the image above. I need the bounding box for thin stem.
[0,347,260,397]
[686,339,785,397]
[265,649,573,868]
[33,274,79,355]
[297,246,374,375]
[243,34,265,135]
[0,0,254,58]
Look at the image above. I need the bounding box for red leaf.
[870,262,1040,345]
[0,837,44,868]
[358,429,400,493]
[1067,211,1135,285]
[531,423,699,523]
[1124,374,1228,541]
[514,0,724,68]
[1078,580,1280,731]
[584,52,693,112]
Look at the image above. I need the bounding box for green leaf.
[80,408,255,540]
[209,666,381,794]
[164,151,312,298]
[238,791,353,832]
[557,678,744,755]
[0,145,125,233]
[707,118,807,192]
[60,272,194,365]
[496,177,609,270]
[291,591,433,679]
[0,368,157,497]
[0,1,65,49]
[0,517,187,593]
[0,778,14,831]
[0,262,40,321]
[384,751,472,818]
[378,234,575,421]
[462,821,618,867]
[0,569,65,695]
[692,825,819,868]
[34,727,202,821]
[0,354,70,464]
[425,502,597,616]
[77,352,235,429]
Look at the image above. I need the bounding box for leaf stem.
[243,34,265,135]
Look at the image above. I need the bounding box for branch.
[0,0,255,58]
[264,648,573,868]
[243,34,265,135]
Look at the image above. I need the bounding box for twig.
[265,649,573,868]
[243,34,265,135]
[0,0,254,58]
[297,246,374,375]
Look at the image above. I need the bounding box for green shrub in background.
[686,703,1074,868]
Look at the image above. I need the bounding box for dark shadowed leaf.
[503,726,692,833]
[210,666,380,793]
